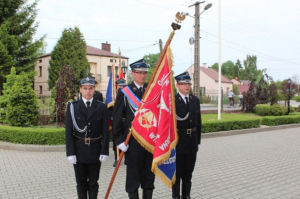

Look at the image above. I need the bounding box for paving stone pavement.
[1,127,300,199]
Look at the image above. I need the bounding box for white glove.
[99,155,108,162]
[118,142,129,152]
[67,155,77,164]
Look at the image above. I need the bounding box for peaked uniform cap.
[116,79,127,86]
[79,76,96,86]
[130,58,149,71]
[174,72,192,84]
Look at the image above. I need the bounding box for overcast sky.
[32,0,300,82]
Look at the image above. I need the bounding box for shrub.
[202,95,211,103]
[255,104,270,116]
[261,115,300,126]
[0,125,65,145]
[269,104,285,116]
[202,119,261,133]
[292,95,300,102]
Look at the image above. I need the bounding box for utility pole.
[159,39,163,53]
[188,1,212,98]
[189,1,202,98]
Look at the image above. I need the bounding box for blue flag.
[105,72,114,108]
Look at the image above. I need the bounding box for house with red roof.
[34,42,129,96]
[186,64,233,98]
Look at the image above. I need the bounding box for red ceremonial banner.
[131,47,177,186]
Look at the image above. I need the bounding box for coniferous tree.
[0,0,44,93]
[48,27,89,89]
[0,67,17,122]
[6,72,40,127]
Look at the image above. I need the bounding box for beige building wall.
[34,55,51,96]
[34,53,128,98]
[87,55,128,96]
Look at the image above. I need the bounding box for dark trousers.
[175,153,197,184]
[125,149,155,193]
[73,162,101,194]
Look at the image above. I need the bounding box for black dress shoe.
[113,160,117,167]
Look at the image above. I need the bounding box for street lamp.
[188,1,212,98]
[121,61,128,75]
[287,78,292,115]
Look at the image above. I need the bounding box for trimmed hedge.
[261,115,300,126]
[202,119,261,133]
[256,104,270,116]
[1,114,299,144]
[0,125,65,145]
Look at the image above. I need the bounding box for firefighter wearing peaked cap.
[65,76,109,199]
[108,78,127,167]
[172,71,202,199]
[113,59,156,199]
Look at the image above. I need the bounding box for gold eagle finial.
[175,12,186,23]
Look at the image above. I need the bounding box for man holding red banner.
[172,72,202,199]
[113,59,155,199]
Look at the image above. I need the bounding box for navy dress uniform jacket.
[175,93,202,154]
[112,82,147,151]
[65,100,109,163]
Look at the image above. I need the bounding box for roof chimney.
[202,63,208,68]
[102,41,111,52]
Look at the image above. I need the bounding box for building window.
[200,87,206,96]
[39,59,42,63]
[110,59,113,63]
[39,86,42,94]
[107,66,119,76]
[39,66,42,77]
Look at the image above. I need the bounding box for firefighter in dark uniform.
[113,59,155,199]
[110,78,127,167]
[65,76,109,199]
[172,72,202,199]
[78,77,103,102]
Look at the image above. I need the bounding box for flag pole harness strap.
[70,103,87,133]
[121,86,141,114]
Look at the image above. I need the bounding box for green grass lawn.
[202,113,261,123]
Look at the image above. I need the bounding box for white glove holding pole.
[118,142,129,152]
[99,155,108,162]
[67,155,77,164]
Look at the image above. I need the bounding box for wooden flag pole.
[104,21,182,199]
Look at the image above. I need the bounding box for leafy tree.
[211,60,240,80]
[281,79,299,104]
[221,61,235,79]
[6,72,40,126]
[211,63,218,71]
[48,27,89,89]
[54,65,77,127]
[234,59,244,79]
[242,55,262,82]
[269,83,278,105]
[274,80,282,89]
[144,53,159,69]
[0,0,44,93]
[144,53,159,82]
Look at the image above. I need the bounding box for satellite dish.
[189,37,195,45]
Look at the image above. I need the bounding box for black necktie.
[185,97,189,109]
[139,87,143,93]
[86,101,91,113]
